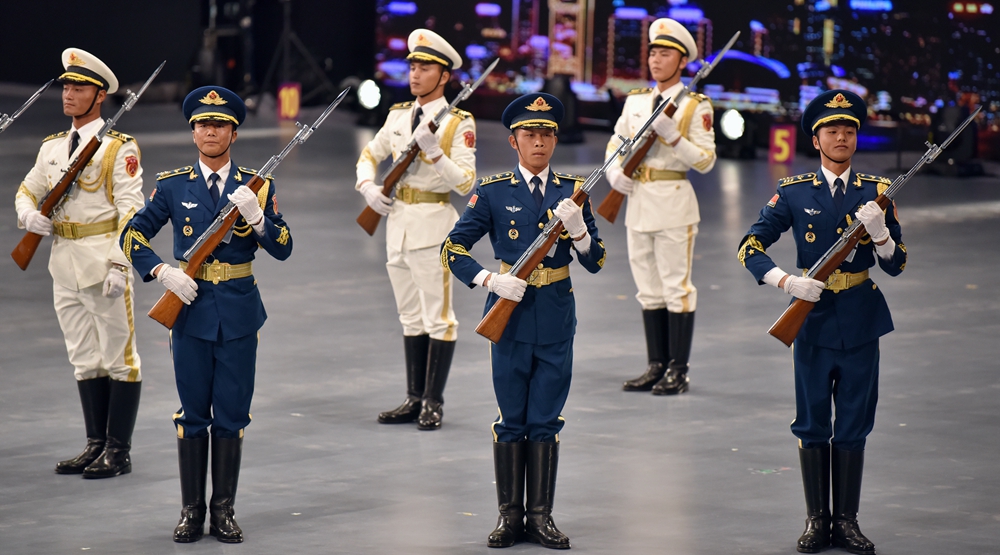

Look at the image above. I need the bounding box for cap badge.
[825,93,853,109]
[199,90,228,106]
[415,33,432,47]
[526,97,553,112]
[656,21,669,34]
[67,52,85,66]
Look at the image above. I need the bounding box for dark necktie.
[68,131,79,159]
[833,177,845,211]
[209,173,221,205]
[412,107,423,133]
[530,176,544,209]
[652,94,663,114]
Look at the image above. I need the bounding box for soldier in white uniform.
[605,19,717,396]
[14,48,145,478]
[356,29,476,430]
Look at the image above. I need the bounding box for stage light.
[668,7,704,22]
[982,3,994,14]
[953,2,964,11]
[358,80,381,110]
[614,7,649,19]
[720,109,745,141]
[475,3,501,17]
[386,2,417,15]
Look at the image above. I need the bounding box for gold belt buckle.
[204,260,226,285]
[643,166,652,183]
[529,266,551,288]
[825,272,847,292]
[57,221,79,239]
[398,187,413,204]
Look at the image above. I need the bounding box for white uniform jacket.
[356,96,477,251]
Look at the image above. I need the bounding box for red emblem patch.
[272,194,278,213]
[464,131,476,148]
[148,189,156,201]
[125,155,139,177]
[467,194,478,208]
[767,194,779,208]
[702,113,713,132]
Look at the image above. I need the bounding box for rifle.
[147,87,350,329]
[11,63,164,271]
[474,96,673,343]
[356,58,499,236]
[0,79,53,134]
[596,31,740,224]
[768,106,982,347]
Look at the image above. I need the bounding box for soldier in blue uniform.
[442,93,606,549]
[119,86,292,544]
[738,90,906,555]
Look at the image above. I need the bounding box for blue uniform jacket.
[120,164,292,341]
[738,169,907,350]
[442,167,606,345]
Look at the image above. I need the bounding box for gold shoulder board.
[627,87,653,96]
[779,172,817,187]
[688,91,711,103]
[389,101,414,111]
[478,171,514,186]
[106,130,135,143]
[449,107,472,120]
[237,166,259,175]
[42,130,69,143]
[156,166,194,181]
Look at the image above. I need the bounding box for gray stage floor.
[1,87,998,554]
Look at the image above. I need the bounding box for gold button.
[837,228,843,234]
[185,217,190,222]
[675,185,680,190]
[538,223,544,229]
[510,220,516,225]
[872,284,877,290]
[537,263,544,269]
[808,224,813,229]
[835,269,842,274]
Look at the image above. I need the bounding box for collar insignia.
[199,90,227,106]
[825,93,852,109]
[526,97,553,112]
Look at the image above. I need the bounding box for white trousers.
[627,223,698,313]
[52,278,141,382]
[386,243,458,341]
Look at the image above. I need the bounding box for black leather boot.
[209,436,244,543]
[653,311,694,395]
[173,436,209,542]
[623,309,668,391]
[797,445,831,553]
[56,377,110,474]
[84,380,141,478]
[832,448,876,555]
[418,339,455,430]
[524,441,570,549]
[488,442,525,548]
[378,334,430,424]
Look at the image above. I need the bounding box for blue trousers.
[491,338,573,443]
[792,338,879,451]
[171,330,257,439]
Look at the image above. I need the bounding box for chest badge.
[805,231,816,243]
[183,225,194,237]
[508,229,519,240]
[804,208,821,216]
[182,202,198,209]
[505,205,522,213]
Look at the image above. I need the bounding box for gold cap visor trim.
[811,114,861,131]
[510,119,559,131]
[58,72,105,88]
[189,112,240,125]
[406,52,451,68]
[649,37,689,56]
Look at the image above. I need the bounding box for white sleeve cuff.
[762,267,788,288]
[874,237,896,260]
[474,269,492,287]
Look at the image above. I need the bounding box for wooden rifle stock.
[147,173,268,329]
[11,138,101,270]
[596,101,680,224]
[767,194,893,346]
[356,121,439,236]
[475,188,589,343]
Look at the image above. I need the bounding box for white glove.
[228,185,264,226]
[360,181,392,216]
[487,272,527,302]
[554,198,587,239]
[413,122,444,161]
[156,265,198,305]
[606,164,635,195]
[21,210,52,236]
[651,112,681,144]
[782,275,825,302]
[102,267,127,298]
[855,201,890,243]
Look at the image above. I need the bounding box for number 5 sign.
[769,124,796,164]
